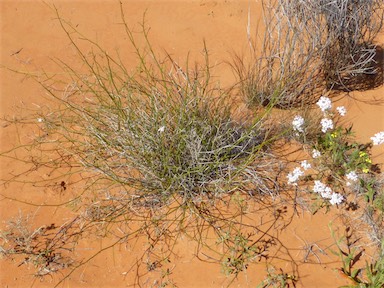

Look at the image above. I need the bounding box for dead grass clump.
[232,0,324,109]
[279,0,384,91]
[234,0,383,109]
[0,214,78,277]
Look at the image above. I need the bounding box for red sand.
[1,1,383,287]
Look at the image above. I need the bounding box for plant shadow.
[330,45,384,92]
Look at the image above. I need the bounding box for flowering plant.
[315,125,374,175]
[289,96,383,210]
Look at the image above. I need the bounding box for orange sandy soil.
[0,1,383,287]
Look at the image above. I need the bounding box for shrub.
[281,0,384,90]
[232,0,324,109]
[234,0,383,109]
[1,5,284,283]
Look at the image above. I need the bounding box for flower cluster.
[357,151,372,173]
[316,96,332,113]
[292,115,305,133]
[288,96,383,209]
[336,106,347,117]
[346,171,358,186]
[316,96,346,117]
[313,180,332,198]
[313,180,344,205]
[320,118,334,133]
[287,167,304,186]
[329,193,344,206]
[312,149,321,158]
[315,96,347,134]
[300,160,311,170]
[287,160,312,186]
[370,131,384,146]
[291,96,342,136]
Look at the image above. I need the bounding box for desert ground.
[1,1,383,287]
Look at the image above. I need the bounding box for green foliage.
[314,126,373,176]
[221,232,258,275]
[331,227,384,288]
[257,266,297,288]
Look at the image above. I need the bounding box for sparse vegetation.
[1,1,383,287]
[233,0,383,108]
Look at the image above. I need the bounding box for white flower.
[312,149,321,159]
[313,180,332,197]
[313,180,327,194]
[316,96,332,113]
[370,131,384,145]
[313,180,342,202]
[329,193,344,205]
[157,126,165,133]
[292,115,305,133]
[301,160,311,170]
[320,118,333,133]
[287,167,304,186]
[313,180,331,198]
[321,187,333,199]
[37,118,43,123]
[346,171,358,186]
[346,171,358,182]
[336,106,347,117]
